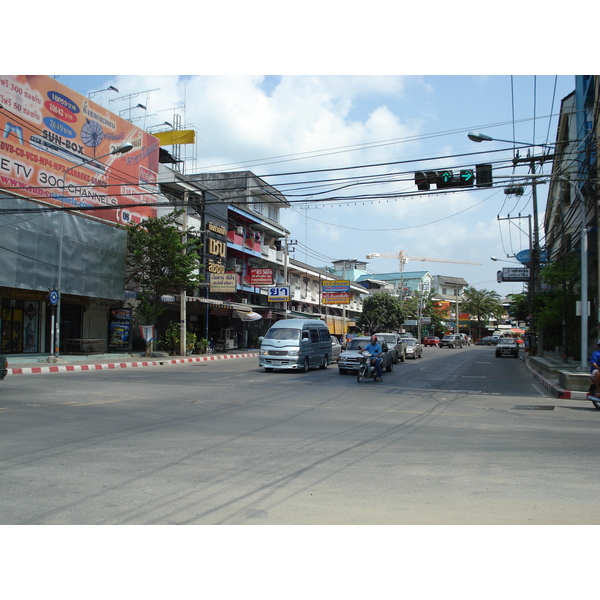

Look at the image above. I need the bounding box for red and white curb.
[8,353,257,376]
[524,360,588,400]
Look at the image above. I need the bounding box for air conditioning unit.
[236,226,244,235]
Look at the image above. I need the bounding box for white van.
[259,319,332,372]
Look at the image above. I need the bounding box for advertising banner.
[0,75,159,225]
[108,307,132,350]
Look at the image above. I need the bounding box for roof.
[356,271,430,282]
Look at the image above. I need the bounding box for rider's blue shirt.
[364,342,382,356]
[590,349,600,373]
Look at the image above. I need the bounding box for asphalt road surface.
[2,345,599,525]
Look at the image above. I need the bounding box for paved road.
[1,345,599,524]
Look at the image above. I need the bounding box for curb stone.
[8,352,258,377]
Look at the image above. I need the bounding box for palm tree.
[461,287,505,341]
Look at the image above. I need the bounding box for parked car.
[404,337,423,359]
[495,337,520,358]
[375,333,406,363]
[0,354,7,380]
[338,336,394,375]
[440,334,465,348]
[423,336,440,347]
[476,336,498,346]
[331,337,342,362]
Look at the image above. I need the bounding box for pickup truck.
[374,332,406,363]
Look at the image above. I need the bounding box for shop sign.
[244,268,273,285]
[322,292,350,305]
[210,273,237,292]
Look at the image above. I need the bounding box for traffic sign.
[502,267,530,281]
[49,290,59,305]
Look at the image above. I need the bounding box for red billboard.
[0,75,159,225]
[243,268,273,285]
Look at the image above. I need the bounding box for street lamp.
[53,143,134,360]
[467,131,555,149]
[88,86,119,98]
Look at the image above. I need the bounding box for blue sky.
[55,74,575,296]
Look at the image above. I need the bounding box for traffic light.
[476,163,493,187]
[415,171,429,191]
[436,170,454,189]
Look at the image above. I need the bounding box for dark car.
[495,337,519,358]
[476,336,498,346]
[0,355,8,380]
[423,336,440,347]
[440,334,465,348]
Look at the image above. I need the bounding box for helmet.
[371,335,377,342]
[597,339,600,345]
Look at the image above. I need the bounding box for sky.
[54,73,576,297]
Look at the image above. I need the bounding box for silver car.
[375,333,406,363]
[440,334,465,348]
[404,338,423,359]
[330,337,342,362]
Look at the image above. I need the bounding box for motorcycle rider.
[361,335,383,381]
[588,340,600,399]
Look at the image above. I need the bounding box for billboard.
[0,75,159,225]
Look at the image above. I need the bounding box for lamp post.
[54,143,134,359]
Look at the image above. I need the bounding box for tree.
[357,292,405,333]
[461,287,505,340]
[125,211,204,352]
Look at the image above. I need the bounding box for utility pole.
[179,191,188,356]
[512,153,553,356]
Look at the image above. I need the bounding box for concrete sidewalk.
[5,350,259,377]
[524,354,590,401]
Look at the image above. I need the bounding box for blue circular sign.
[49,290,59,305]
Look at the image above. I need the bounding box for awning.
[234,310,262,321]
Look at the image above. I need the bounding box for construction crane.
[366,251,481,273]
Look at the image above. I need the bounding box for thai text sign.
[321,280,350,292]
[0,75,159,226]
[322,292,350,305]
[210,273,237,292]
[244,268,273,285]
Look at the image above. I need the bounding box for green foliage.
[125,210,204,330]
[196,338,209,354]
[158,322,198,355]
[357,292,405,333]
[535,255,582,357]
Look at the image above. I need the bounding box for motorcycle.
[587,383,600,410]
[357,351,382,383]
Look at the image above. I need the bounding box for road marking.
[462,376,486,379]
